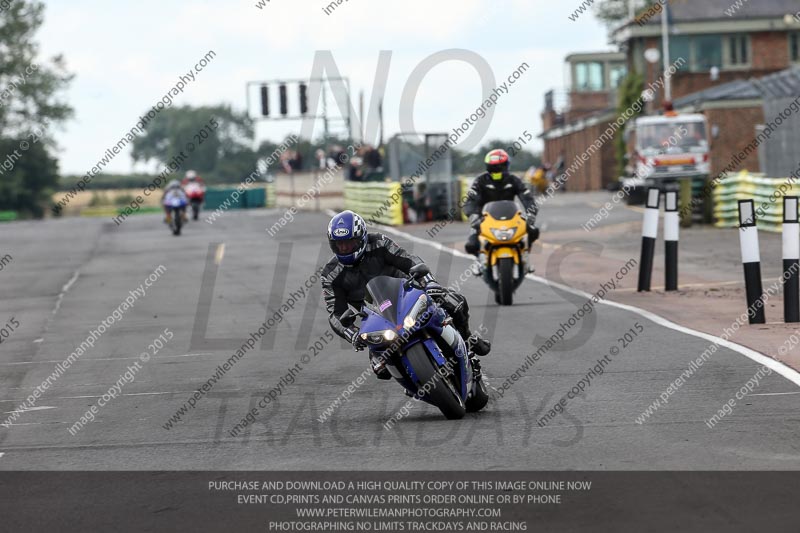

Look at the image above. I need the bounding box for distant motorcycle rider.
[161,179,188,224]
[321,210,490,379]
[181,169,206,190]
[463,149,539,265]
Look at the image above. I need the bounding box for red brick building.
[542,0,800,190]
[672,79,764,179]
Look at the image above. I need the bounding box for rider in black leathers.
[321,210,490,379]
[463,149,539,258]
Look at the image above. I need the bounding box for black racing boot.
[371,355,392,380]
[467,332,491,356]
[470,357,483,381]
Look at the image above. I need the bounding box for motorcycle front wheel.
[404,343,465,420]
[497,257,515,305]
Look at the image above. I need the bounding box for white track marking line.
[0,390,241,403]
[3,406,57,414]
[750,391,800,396]
[0,453,5,458]
[372,220,800,389]
[52,270,80,317]
[215,243,225,265]
[1,353,214,366]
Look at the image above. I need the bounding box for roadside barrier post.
[637,188,660,292]
[783,196,799,323]
[664,190,679,291]
[738,200,766,324]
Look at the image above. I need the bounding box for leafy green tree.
[595,0,648,29]
[615,71,645,176]
[0,139,59,218]
[131,105,254,174]
[0,1,73,217]
[213,147,260,183]
[453,140,541,175]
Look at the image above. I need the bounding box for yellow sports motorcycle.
[475,200,529,305]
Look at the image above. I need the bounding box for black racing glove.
[423,280,446,299]
[468,213,482,230]
[351,334,367,352]
[528,224,540,243]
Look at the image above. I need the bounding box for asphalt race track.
[1,206,798,470]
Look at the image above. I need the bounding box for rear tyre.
[173,209,182,236]
[497,257,514,306]
[405,343,465,420]
[192,203,200,220]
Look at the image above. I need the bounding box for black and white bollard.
[637,188,660,292]
[664,190,679,291]
[738,200,766,324]
[783,196,799,323]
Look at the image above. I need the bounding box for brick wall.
[543,105,764,191]
[639,34,789,108]
[704,106,764,178]
[752,32,790,71]
[567,91,614,121]
[543,118,619,192]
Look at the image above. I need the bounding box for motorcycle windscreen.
[364,276,404,323]
[483,200,519,221]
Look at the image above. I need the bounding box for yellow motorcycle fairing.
[478,201,527,266]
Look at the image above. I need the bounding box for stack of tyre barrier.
[344,181,403,225]
[459,176,476,221]
[265,182,276,209]
[713,171,798,232]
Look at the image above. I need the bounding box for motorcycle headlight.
[403,294,429,329]
[361,329,398,345]
[490,227,516,241]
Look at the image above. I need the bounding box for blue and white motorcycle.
[163,191,188,236]
[343,265,489,420]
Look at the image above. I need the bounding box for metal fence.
[386,133,457,220]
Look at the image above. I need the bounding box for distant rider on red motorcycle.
[181,170,206,220]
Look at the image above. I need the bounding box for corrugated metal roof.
[674,79,762,108]
[674,66,800,108]
[753,66,800,98]
[639,0,799,24]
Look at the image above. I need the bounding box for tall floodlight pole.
[322,82,329,140]
[661,2,672,102]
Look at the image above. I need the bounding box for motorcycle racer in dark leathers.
[321,210,490,379]
[463,149,540,269]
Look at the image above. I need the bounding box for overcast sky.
[37,0,611,175]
